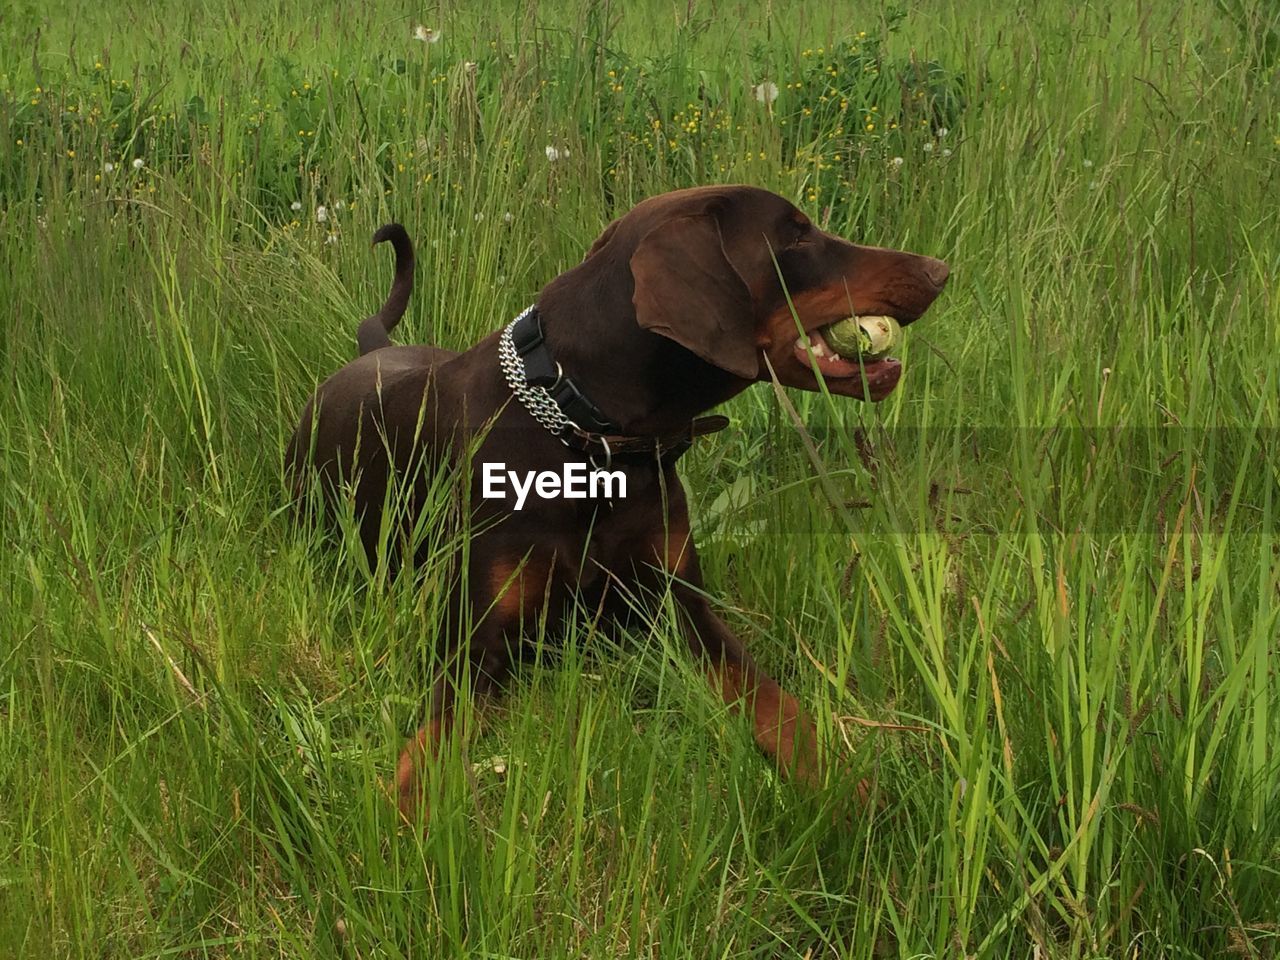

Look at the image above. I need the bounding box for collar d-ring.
[589,435,612,472]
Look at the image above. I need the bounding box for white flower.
[132,157,144,170]
[935,127,949,138]
[752,81,779,104]
[890,156,904,168]
[941,148,952,158]
[474,212,485,222]
[290,200,303,212]
[922,142,934,153]
[325,232,339,245]
[315,205,328,222]
[545,145,568,162]
[502,211,513,224]
[413,25,440,43]
[1082,158,1093,168]
[334,199,345,211]
[103,161,114,173]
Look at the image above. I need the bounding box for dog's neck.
[534,259,750,436]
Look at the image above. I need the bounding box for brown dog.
[286,185,948,818]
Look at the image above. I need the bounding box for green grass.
[2,0,1279,956]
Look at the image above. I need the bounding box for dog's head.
[581,185,948,402]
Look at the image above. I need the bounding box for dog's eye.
[790,222,814,247]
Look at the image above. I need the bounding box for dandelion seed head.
[315,205,328,222]
[132,157,144,170]
[752,81,779,104]
[290,200,303,212]
[413,25,441,43]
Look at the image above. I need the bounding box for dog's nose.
[922,257,950,290]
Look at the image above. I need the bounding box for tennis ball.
[823,315,901,359]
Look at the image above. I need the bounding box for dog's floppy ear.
[629,214,760,379]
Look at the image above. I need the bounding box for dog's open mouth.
[793,317,903,398]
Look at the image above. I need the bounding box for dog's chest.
[572,489,684,589]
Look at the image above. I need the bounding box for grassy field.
[3,0,1279,956]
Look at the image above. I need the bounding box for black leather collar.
[510,307,729,465]
[511,306,620,434]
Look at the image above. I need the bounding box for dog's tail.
[356,223,415,355]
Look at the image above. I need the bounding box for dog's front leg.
[394,648,508,823]
[637,502,823,784]
[395,551,550,824]
[671,581,823,786]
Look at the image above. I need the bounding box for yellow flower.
[67,149,75,158]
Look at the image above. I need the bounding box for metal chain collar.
[499,306,573,440]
